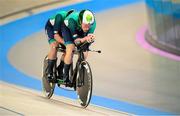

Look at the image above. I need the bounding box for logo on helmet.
[86,14,92,23]
[82,10,94,25]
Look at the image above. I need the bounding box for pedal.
[57,79,65,84]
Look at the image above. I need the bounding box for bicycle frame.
[57,43,88,88]
[43,41,100,107]
[71,47,87,87]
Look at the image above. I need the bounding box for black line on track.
[0,106,24,116]
[0,0,66,19]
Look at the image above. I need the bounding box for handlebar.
[89,50,101,53]
[57,41,101,54]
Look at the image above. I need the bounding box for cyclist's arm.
[53,14,64,44]
[65,18,95,44]
[75,22,97,44]
[65,18,83,44]
[74,37,88,43]
[65,18,80,39]
[80,21,96,43]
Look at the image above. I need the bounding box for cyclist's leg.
[56,32,66,79]
[57,53,65,79]
[47,40,58,78]
[63,44,75,82]
[45,22,58,78]
[61,23,75,82]
[48,40,58,59]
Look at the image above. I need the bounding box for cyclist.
[62,9,96,83]
[45,10,74,79]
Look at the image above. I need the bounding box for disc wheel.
[76,61,93,108]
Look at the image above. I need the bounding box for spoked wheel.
[76,61,93,108]
[42,56,55,99]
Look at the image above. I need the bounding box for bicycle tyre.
[42,56,55,99]
[76,61,93,108]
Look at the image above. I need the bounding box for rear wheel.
[42,56,55,99]
[76,61,93,108]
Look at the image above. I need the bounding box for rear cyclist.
[45,10,74,80]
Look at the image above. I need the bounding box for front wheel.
[42,56,55,99]
[76,61,93,108]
